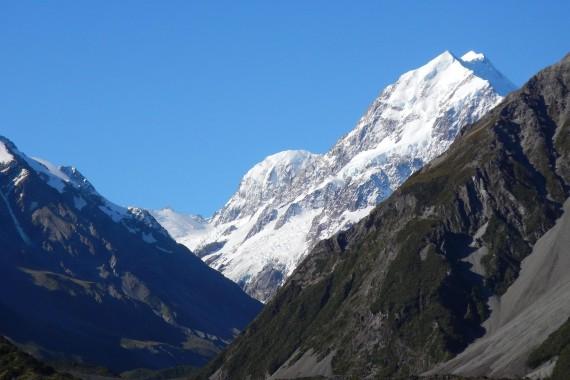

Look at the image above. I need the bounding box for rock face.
[0,137,262,372]
[155,50,515,302]
[427,199,570,378]
[197,53,570,379]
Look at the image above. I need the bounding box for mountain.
[0,137,262,373]
[197,53,570,379]
[154,50,516,302]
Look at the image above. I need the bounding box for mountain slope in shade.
[197,53,570,379]
[155,50,516,302]
[0,137,262,372]
[0,337,76,380]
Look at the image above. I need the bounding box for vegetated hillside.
[0,137,262,373]
[0,336,76,380]
[198,52,570,379]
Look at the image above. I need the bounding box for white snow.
[10,153,93,195]
[459,50,516,96]
[157,50,516,301]
[13,169,29,187]
[203,207,322,284]
[461,50,486,62]
[32,157,71,183]
[99,201,128,222]
[150,208,211,247]
[0,141,14,164]
[0,138,94,194]
[244,150,318,186]
[0,137,172,253]
[17,157,68,193]
[213,150,325,224]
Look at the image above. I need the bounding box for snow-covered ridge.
[0,138,98,195]
[0,136,169,247]
[212,150,325,225]
[155,50,516,302]
[0,141,15,164]
[461,50,486,62]
[459,50,515,96]
[151,208,212,249]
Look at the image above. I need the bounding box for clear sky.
[1,1,569,216]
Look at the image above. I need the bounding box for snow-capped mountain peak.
[236,150,319,199]
[461,50,486,62]
[156,50,516,302]
[327,50,514,180]
[212,150,325,225]
[459,50,516,95]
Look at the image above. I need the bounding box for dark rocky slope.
[0,139,262,372]
[198,53,570,379]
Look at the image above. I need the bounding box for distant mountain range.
[198,53,570,379]
[154,50,515,302]
[0,137,261,372]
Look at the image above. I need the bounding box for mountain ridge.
[0,136,262,372]
[155,50,516,302]
[197,52,570,379]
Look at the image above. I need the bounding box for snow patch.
[0,141,14,164]
[13,169,29,187]
[22,157,68,192]
[151,208,211,248]
[459,51,516,96]
[461,50,485,62]
[99,201,128,222]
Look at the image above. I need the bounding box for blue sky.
[1,1,569,216]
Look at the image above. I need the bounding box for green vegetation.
[371,219,441,315]
[121,365,196,380]
[399,114,495,205]
[481,214,531,295]
[527,317,570,378]
[552,345,570,380]
[555,119,570,153]
[0,338,197,380]
[0,337,76,380]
